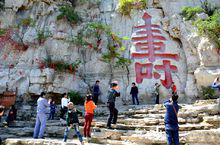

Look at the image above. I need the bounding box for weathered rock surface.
[0,0,220,104]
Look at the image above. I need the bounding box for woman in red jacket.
[84,94,97,138]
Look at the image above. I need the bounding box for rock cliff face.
[0,0,220,104]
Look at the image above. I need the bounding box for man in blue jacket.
[212,77,220,110]
[164,93,179,145]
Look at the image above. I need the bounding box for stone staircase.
[3,99,220,145]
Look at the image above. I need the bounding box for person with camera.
[164,93,179,145]
[106,81,120,129]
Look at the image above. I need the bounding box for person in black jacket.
[92,80,101,105]
[106,81,120,129]
[130,82,139,105]
[63,102,84,145]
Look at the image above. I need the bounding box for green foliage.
[194,12,220,48]
[0,28,6,36]
[44,58,81,73]
[118,0,147,17]
[73,22,131,68]
[37,30,51,44]
[57,5,81,25]
[73,22,111,51]
[68,90,84,105]
[19,17,35,27]
[181,1,220,52]
[180,6,204,20]
[201,86,215,99]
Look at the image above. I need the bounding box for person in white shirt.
[60,93,70,119]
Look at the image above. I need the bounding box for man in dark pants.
[106,81,120,129]
[130,82,139,105]
[164,93,179,145]
[92,80,101,105]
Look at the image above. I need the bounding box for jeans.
[132,94,139,105]
[107,102,118,127]
[84,113,94,137]
[33,113,47,138]
[93,94,99,105]
[165,129,179,145]
[60,107,68,119]
[48,111,55,120]
[63,124,83,142]
[155,94,159,104]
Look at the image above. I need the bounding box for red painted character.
[131,12,179,89]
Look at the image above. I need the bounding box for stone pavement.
[3,99,220,145]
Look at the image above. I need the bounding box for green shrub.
[73,22,131,69]
[118,0,147,17]
[201,86,215,99]
[180,6,204,20]
[194,12,220,48]
[20,17,35,27]
[68,91,84,105]
[57,5,81,24]
[37,30,51,44]
[0,28,6,36]
[44,58,81,73]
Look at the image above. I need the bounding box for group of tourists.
[0,77,219,145]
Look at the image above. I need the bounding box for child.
[63,102,84,145]
[0,105,5,122]
[48,100,56,120]
[164,93,179,145]
[4,105,17,127]
[84,94,97,138]
[0,105,5,144]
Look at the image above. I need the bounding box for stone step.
[5,138,101,145]
[92,120,215,132]
[90,128,220,145]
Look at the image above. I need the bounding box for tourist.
[60,93,70,119]
[154,83,161,104]
[0,105,4,145]
[63,102,84,145]
[48,100,56,120]
[130,82,139,105]
[0,105,5,123]
[164,93,179,145]
[84,94,97,138]
[4,105,17,127]
[212,77,220,110]
[106,81,120,129]
[92,80,101,105]
[171,82,177,94]
[33,92,51,139]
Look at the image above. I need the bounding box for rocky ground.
[1,99,220,145]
